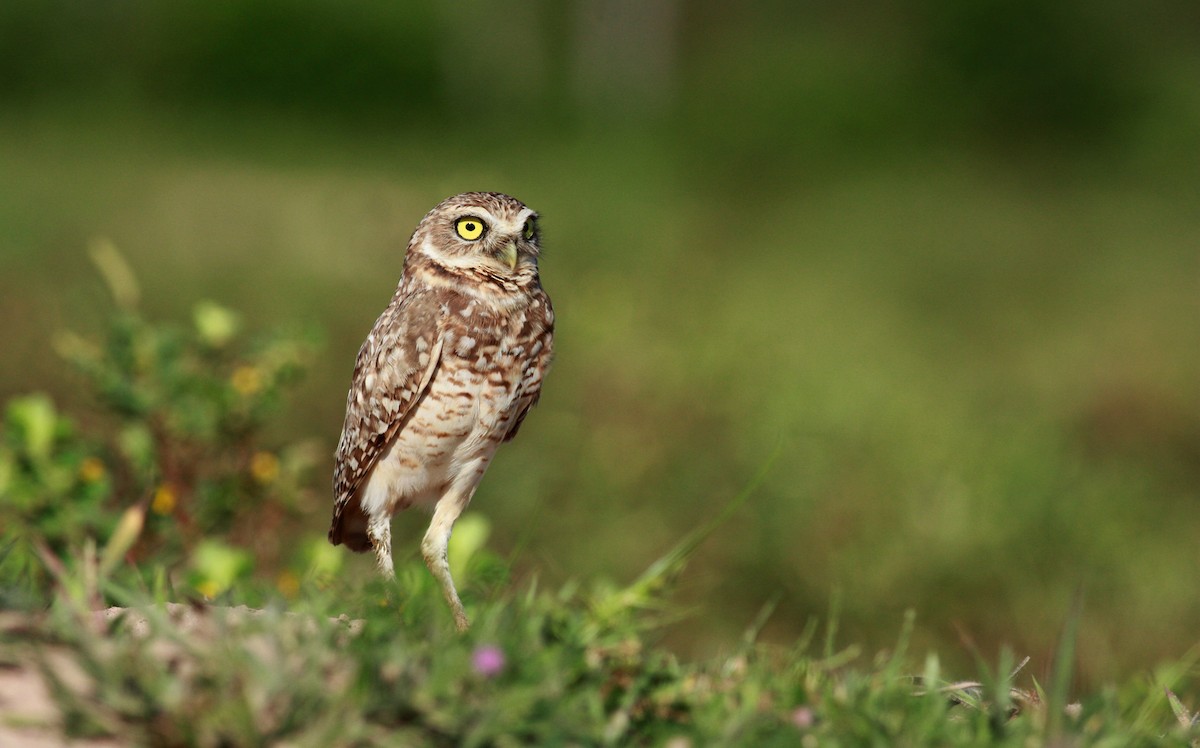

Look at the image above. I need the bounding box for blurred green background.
[2,0,1198,685]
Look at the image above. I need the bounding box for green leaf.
[7,394,58,460]
[88,237,141,310]
[116,424,155,475]
[193,301,241,348]
[449,513,491,584]
[1166,688,1194,729]
[1045,592,1083,736]
[190,539,252,597]
[100,505,146,579]
[304,536,345,583]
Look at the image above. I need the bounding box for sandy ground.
[0,655,118,748]
[1,610,119,748]
[0,605,362,746]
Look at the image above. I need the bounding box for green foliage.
[0,255,318,607]
[1,271,1197,744]
[913,0,1144,140]
[4,99,1199,684]
[2,5,1199,733]
[0,0,442,116]
[0,394,114,605]
[4,553,1199,746]
[0,0,1184,146]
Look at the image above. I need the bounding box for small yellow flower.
[196,580,220,599]
[230,365,263,396]
[276,570,300,598]
[79,457,106,483]
[249,451,280,484]
[151,484,176,515]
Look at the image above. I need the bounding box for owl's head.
[409,192,541,278]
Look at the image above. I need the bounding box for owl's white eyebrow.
[497,208,536,234]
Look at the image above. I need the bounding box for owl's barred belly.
[357,369,526,519]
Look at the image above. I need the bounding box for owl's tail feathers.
[329,500,372,552]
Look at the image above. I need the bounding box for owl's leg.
[421,495,471,632]
[367,514,395,579]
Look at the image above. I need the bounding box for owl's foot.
[450,602,470,633]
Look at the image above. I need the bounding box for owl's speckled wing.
[501,286,554,443]
[328,279,444,550]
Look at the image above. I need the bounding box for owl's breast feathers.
[328,273,553,550]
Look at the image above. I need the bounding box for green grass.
[5,541,1200,746]
[4,4,1200,739]
[1,99,1199,722]
[1,278,1198,748]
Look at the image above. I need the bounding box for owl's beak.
[497,241,518,271]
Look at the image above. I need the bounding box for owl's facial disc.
[431,204,538,275]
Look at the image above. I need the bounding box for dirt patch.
[0,605,362,745]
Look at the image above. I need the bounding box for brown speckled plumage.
[329,192,554,630]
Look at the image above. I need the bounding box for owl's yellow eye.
[522,218,536,241]
[455,217,486,241]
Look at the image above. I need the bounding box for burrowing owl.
[328,192,554,631]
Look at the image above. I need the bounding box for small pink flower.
[791,706,814,728]
[471,645,506,677]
